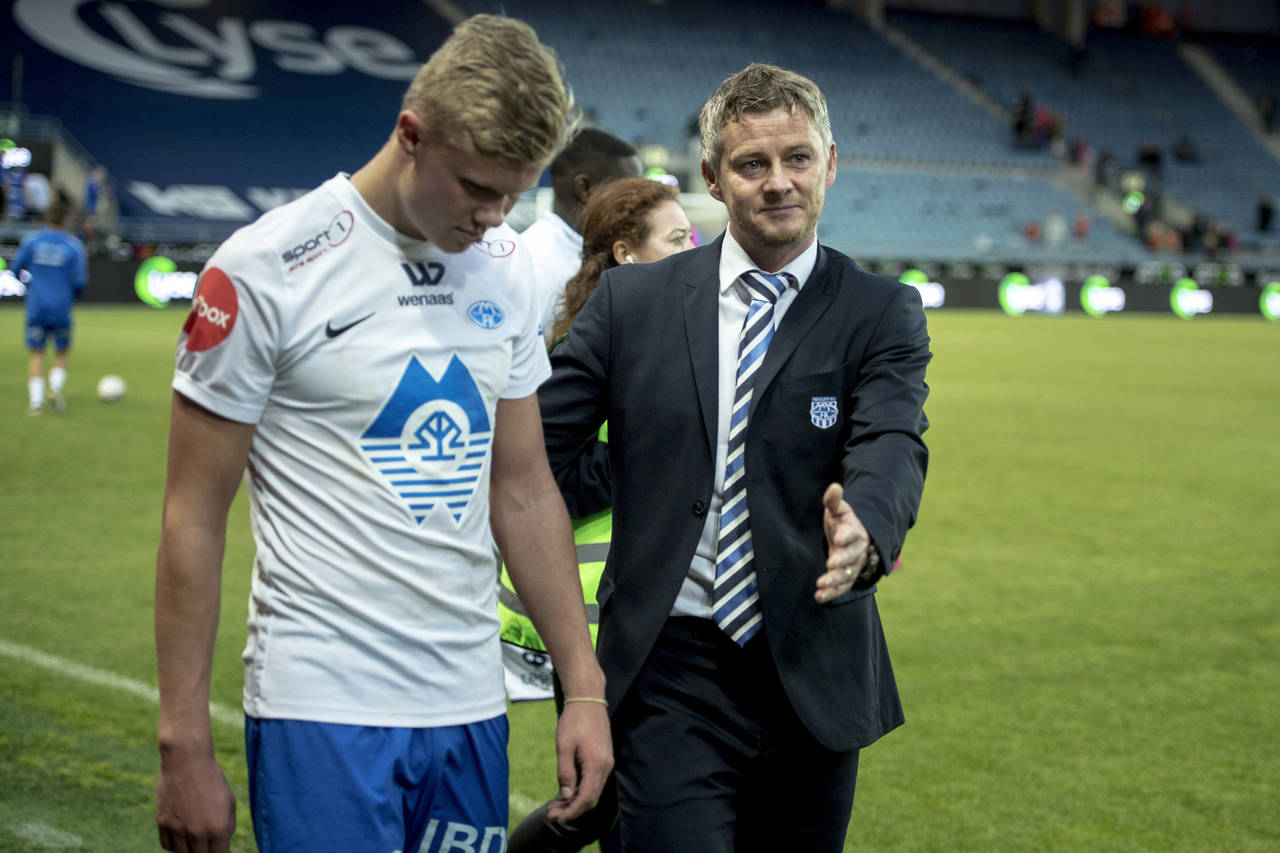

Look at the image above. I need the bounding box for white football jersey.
[173,174,549,727]
[520,210,582,345]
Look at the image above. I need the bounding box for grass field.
[1,304,1277,852]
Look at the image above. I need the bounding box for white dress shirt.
[671,231,819,619]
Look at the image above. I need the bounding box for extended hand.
[815,482,870,604]
[547,700,613,823]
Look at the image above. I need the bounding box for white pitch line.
[509,791,542,816]
[2,637,549,817]
[0,638,243,730]
[8,821,86,848]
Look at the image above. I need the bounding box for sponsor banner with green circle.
[135,257,198,307]
[899,269,945,308]
[998,272,1030,316]
[0,255,24,297]
[1170,277,1213,319]
[1080,274,1126,318]
[1261,281,1280,323]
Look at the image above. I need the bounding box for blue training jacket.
[13,228,87,324]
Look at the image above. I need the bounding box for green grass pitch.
[1,304,1276,851]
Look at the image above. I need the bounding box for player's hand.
[156,746,236,852]
[816,482,870,604]
[548,700,613,823]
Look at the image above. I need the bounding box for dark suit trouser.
[613,617,858,853]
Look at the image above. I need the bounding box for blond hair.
[402,14,578,165]
[699,63,833,169]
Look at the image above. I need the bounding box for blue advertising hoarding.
[4,0,451,220]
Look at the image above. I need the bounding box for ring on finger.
[843,566,854,581]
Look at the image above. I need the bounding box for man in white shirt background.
[522,128,641,345]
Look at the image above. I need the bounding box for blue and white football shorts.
[245,714,509,853]
[25,322,72,352]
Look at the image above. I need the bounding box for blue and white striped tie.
[713,269,791,646]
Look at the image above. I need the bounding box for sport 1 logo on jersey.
[360,355,491,525]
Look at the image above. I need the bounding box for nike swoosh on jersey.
[325,312,375,338]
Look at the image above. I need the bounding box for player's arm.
[490,394,611,822]
[11,239,31,275]
[154,391,254,853]
[828,284,931,597]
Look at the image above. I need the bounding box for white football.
[97,374,127,403]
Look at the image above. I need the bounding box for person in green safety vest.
[501,175,694,852]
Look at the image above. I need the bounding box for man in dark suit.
[539,63,931,852]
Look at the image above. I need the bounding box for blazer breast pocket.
[768,368,849,452]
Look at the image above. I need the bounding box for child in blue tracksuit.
[12,199,87,413]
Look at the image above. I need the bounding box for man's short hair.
[402,14,578,166]
[698,63,833,169]
[548,128,638,184]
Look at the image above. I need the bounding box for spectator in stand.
[22,171,53,220]
[1260,92,1277,134]
[1012,90,1034,148]
[1044,209,1068,247]
[83,166,106,243]
[1094,151,1119,190]
[3,166,26,220]
[1173,135,1200,164]
[1073,212,1091,239]
[1258,194,1274,233]
[1184,211,1208,253]
[522,129,642,346]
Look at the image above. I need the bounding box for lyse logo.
[402,262,445,286]
[183,267,239,352]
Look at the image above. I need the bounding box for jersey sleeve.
[500,235,552,400]
[172,229,286,424]
[11,235,32,273]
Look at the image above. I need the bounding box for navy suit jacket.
[539,236,931,752]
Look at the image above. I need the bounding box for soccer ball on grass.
[97,375,127,403]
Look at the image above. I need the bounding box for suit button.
[692,499,707,517]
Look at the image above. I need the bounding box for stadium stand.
[3,0,1278,268]
[888,9,1280,254]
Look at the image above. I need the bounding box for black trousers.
[612,617,858,853]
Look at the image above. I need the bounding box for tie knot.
[741,270,790,304]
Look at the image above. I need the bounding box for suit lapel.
[682,239,724,456]
[754,245,837,396]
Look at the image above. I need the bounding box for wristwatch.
[854,543,882,587]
